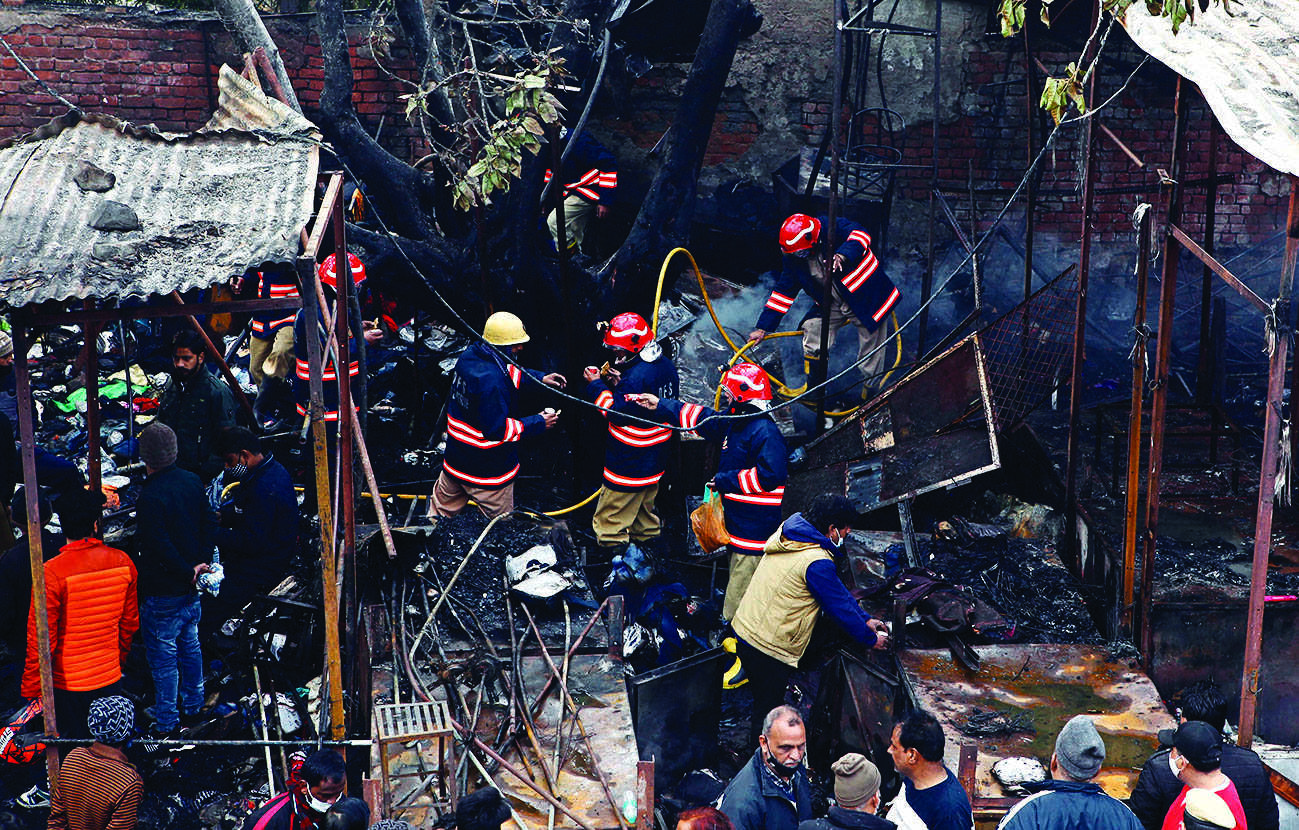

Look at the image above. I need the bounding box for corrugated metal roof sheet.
[203,64,319,135]
[0,110,318,310]
[1123,0,1299,178]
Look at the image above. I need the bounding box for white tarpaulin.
[1123,0,1299,179]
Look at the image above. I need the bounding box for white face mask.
[1168,751,1182,778]
[829,530,842,547]
[306,794,336,814]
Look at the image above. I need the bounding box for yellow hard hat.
[483,311,530,346]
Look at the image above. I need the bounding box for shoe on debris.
[16,786,50,809]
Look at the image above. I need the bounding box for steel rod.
[1169,224,1268,313]
[1139,76,1190,661]
[26,297,302,327]
[82,304,102,493]
[1238,179,1299,745]
[12,321,59,787]
[1121,204,1153,636]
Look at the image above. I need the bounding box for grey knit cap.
[832,752,881,808]
[1055,715,1106,781]
[88,696,134,745]
[138,422,178,470]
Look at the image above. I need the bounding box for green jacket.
[156,369,236,481]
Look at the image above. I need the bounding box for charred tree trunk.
[606,0,759,309]
[212,0,302,113]
[316,0,438,242]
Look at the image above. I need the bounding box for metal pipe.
[119,320,134,465]
[1238,178,1299,745]
[817,0,846,434]
[528,597,612,717]
[1121,204,1153,636]
[82,304,102,493]
[521,604,631,830]
[1022,24,1036,303]
[452,718,598,830]
[252,664,278,795]
[332,189,355,743]
[1140,76,1190,661]
[1063,0,1101,572]
[917,0,942,355]
[12,321,59,788]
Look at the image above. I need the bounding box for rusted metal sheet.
[899,645,1173,805]
[785,335,999,515]
[0,111,317,310]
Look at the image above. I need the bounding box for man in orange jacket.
[23,488,138,741]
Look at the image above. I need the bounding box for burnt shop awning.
[0,110,318,311]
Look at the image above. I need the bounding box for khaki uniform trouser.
[591,484,661,547]
[546,194,597,252]
[723,551,763,622]
[249,327,295,386]
[801,302,892,392]
[429,470,514,519]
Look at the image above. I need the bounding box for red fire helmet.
[319,252,367,288]
[603,312,654,353]
[779,214,821,254]
[720,362,773,402]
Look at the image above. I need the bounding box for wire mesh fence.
[980,268,1080,433]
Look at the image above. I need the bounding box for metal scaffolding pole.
[1238,179,1299,745]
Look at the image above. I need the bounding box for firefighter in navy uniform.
[544,130,617,254]
[292,254,363,427]
[748,213,902,399]
[629,363,787,620]
[236,269,300,430]
[581,313,680,560]
[429,312,566,518]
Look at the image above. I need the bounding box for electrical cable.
[301,13,1139,435]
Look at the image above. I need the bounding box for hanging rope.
[1276,417,1292,507]
[1129,323,1152,378]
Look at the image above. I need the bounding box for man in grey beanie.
[134,421,214,735]
[998,715,1142,830]
[799,753,896,830]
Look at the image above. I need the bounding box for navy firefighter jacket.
[755,216,900,334]
[250,271,300,339]
[292,309,359,421]
[656,399,787,553]
[586,352,680,491]
[442,342,548,489]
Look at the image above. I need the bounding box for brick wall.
[0,8,420,160]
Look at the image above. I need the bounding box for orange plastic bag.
[690,485,730,553]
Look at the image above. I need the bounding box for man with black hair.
[22,488,137,741]
[1128,682,1277,830]
[997,715,1139,830]
[241,749,346,830]
[156,329,237,480]
[454,787,513,830]
[719,705,813,830]
[212,426,298,629]
[730,494,889,745]
[886,710,972,830]
[320,798,369,830]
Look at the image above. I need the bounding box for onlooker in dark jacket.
[997,715,1142,830]
[800,753,896,830]
[156,329,237,481]
[0,489,62,660]
[1129,682,1278,830]
[212,427,298,625]
[718,706,813,830]
[48,695,143,830]
[886,710,971,830]
[134,423,213,735]
[22,488,137,742]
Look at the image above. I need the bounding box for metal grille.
[979,269,1080,433]
[375,700,452,742]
